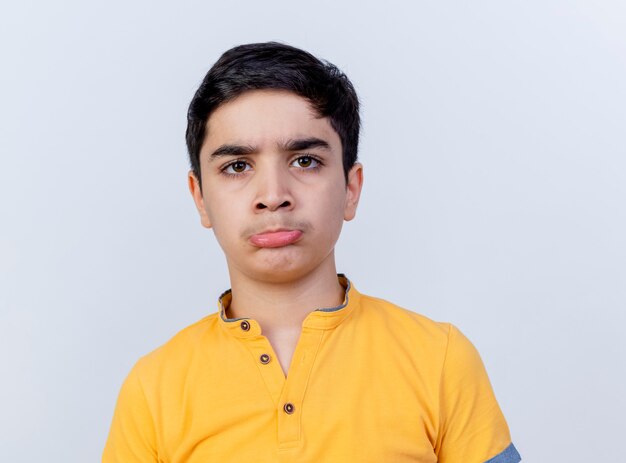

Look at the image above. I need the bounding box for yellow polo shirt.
[103,274,520,463]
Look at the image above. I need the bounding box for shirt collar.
[217,273,360,338]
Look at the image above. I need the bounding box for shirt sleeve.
[434,324,521,463]
[102,363,159,463]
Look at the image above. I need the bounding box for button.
[283,403,295,414]
[260,353,271,364]
[240,320,250,331]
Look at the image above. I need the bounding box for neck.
[225,255,345,334]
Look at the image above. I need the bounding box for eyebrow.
[210,144,256,159]
[209,137,331,161]
[280,137,331,152]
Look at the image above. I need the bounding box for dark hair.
[186,42,360,190]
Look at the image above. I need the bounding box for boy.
[103,42,521,463]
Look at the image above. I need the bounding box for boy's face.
[188,89,363,284]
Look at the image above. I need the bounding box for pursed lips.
[249,228,303,248]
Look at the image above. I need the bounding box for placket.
[275,326,324,451]
[244,332,287,405]
[217,274,356,456]
[238,324,325,450]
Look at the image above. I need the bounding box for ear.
[344,162,364,221]
[188,170,212,229]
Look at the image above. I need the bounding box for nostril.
[256,200,291,211]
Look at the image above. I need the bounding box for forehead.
[202,90,341,154]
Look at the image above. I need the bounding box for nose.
[254,163,294,212]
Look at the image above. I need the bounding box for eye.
[223,160,251,175]
[291,155,321,169]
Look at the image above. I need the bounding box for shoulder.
[357,291,452,339]
[356,292,492,381]
[352,291,462,365]
[131,312,220,380]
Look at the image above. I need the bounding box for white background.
[1,1,625,461]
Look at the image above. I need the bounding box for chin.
[244,252,321,284]
[228,242,335,284]
[251,264,311,284]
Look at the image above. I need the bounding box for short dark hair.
[185,42,360,190]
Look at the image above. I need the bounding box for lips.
[249,229,303,248]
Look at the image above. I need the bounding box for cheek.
[204,196,243,240]
[312,185,347,233]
